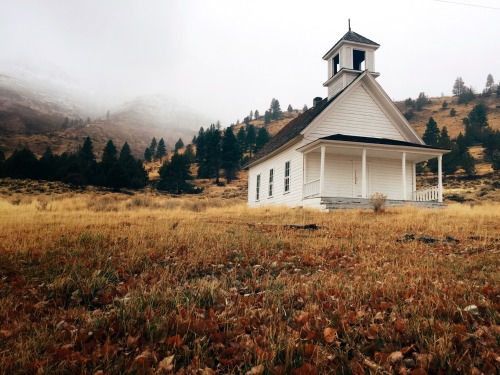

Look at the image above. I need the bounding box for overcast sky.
[1,0,499,126]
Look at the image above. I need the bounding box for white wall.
[307,85,405,141]
[248,143,303,208]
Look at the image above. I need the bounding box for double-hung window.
[284,161,290,193]
[256,174,261,201]
[268,169,274,197]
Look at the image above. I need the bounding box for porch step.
[320,198,445,211]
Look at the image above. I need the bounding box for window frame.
[268,168,274,197]
[256,174,261,201]
[284,161,290,194]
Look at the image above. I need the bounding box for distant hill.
[0,66,209,159]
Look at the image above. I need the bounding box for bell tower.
[322,23,380,99]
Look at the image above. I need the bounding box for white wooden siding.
[248,144,303,207]
[328,80,344,99]
[306,85,405,142]
[305,153,320,182]
[368,159,413,200]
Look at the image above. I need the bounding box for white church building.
[246,28,449,210]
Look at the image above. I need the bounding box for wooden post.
[319,146,326,197]
[361,148,367,198]
[302,153,306,198]
[438,155,443,203]
[402,152,407,200]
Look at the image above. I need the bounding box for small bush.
[369,193,387,213]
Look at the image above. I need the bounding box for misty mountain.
[0,63,211,158]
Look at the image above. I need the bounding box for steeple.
[322,27,380,99]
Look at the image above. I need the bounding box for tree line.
[0,138,148,189]
[421,102,500,176]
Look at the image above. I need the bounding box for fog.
[1,0,499,126]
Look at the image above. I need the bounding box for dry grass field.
[0,183,499,375]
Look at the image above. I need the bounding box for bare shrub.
[86,194,122,212]
[369,192,387,213]
[126,196,161,210]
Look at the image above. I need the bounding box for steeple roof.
[322,30,379,60]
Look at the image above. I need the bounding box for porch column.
[402,152,407,200]
[361,148,367,198]
[302,153,306,198]
[319,146,326,197]
[412,162,416,201]
[438,155,443,203]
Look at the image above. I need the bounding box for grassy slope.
[0,191,498,374]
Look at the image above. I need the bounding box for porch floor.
[313,197,445,211]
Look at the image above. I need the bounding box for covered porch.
[298,136,448,204]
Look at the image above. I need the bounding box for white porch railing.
[303,179,320,198]
[413,186,439,201]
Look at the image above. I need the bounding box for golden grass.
[0,192,499,374]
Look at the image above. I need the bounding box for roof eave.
[244,136,303,169]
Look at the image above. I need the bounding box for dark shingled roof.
[318,134,447,150]
[246,88,349,167]
[322,31,379,60]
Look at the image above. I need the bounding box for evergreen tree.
[195,127,206,165]
[144,147,152,162]
[192,135,197,144]
[102,140,118,166]
[269,98,283,120]
[254,110,260,119]
[452,77,465,95]
[155,138,167,162]
[450,108,457,117]
[255,127,271,152]
[455,133,476,176]
[184,144,196,163]
[303,104,308,111]
[62,117,69,129]
[175,138,184,152]
[38,147,58,180]
[441,101,448,110]
[422,117,440,146]
[0,149,4,177]
[98,140,119,187]
[79,137,95,164]
[464,103,488,144]
[236,127,247,153]
[415,92,431,111]
[458,86,475,104]
[159,153,197,193]
[197,124,222,182]
[486,74,494,90]
[245,124,256,157]
[149,137,157,159]
[287,104,293,112]
[221,127,241,183]
[264,110,271,124]
[4,148,40,179]
[249,110,253,121]
[118,142,148,189]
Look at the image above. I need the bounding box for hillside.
[0,69,207,159]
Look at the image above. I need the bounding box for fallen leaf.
[165,334,183,348]
[389,351,403,364]
[323,327,337,343]
[246,364,265,375]
[291,362,317,375]
[157,355,175,374]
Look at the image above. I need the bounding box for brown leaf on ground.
[291,362,317,375]
[323,327,337,343]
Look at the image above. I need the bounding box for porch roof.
[298,134,449,162]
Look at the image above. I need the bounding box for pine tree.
[269,98,283,120]
[255,127,271,152]
[155,138,167,162]
[149,138,157,160]
[464,103,488,144]
[175,138,184,152]
[486,74,494,90]
[221,127,241,183]
[287,104,293,112]
[184,144,196,163]
[118,142,148,189]
[452,77,465,95]
[195,127,206,165]
[4,148,40,179]
[303,104,308,111]
[264,110,271,124]
[249,110,253,121]
[79,137,96,165]
[245,124,256,157]
[254,110,260,119]
[422,117,440,146]
[144,147,152,162]
[102,140,118,166]
[236,127,247,153]
[158,153,197,194]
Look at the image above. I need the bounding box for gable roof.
[246,83,355,168]
[322,31,379,60]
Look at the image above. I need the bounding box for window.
[332,53,340,76]
[256,174,260,201]
[353,49,366,71]
[284,161,290,193]
[268,169,274,197]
